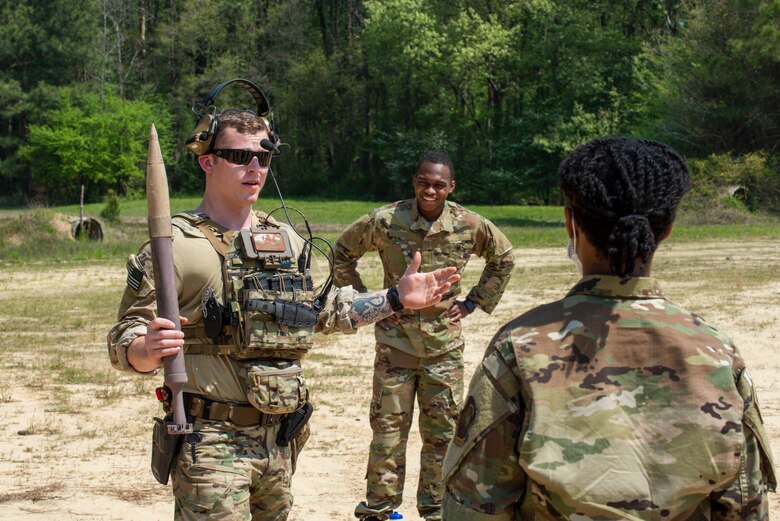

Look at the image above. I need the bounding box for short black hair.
[558,137,691,281]
[415,151,455,180]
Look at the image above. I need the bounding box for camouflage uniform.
[108,210,359,521]
[333,199,514,520]
[442,275,777,520]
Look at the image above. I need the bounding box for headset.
[186,78,279,156]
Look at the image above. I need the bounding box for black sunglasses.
[212,148,273,166]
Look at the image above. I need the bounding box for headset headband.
[197,78,271,118]
[187,78,277,156]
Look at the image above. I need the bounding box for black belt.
[184,393,287,427]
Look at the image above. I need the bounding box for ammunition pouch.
[244,272,314,292]
[151,415,185,485]
[244,360,309,414]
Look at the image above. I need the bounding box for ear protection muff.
[186,78,278,156]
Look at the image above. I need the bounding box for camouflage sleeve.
[106,243,160,375]
[442,333,526,519]
[466,218,514,314]
[711,355,777,520]
[332,214,374,292]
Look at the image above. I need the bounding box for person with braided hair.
[440,137,776,520]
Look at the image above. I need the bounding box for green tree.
[358,0,680,202]
[0,0,100,200]
[19,87,173,204]
[646,0,780,156]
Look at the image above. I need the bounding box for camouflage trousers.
[355,343,464,520]
[172,418,293,521]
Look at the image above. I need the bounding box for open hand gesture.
[397,251,460,309]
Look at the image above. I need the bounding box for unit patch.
[454,395,477,446]
[252,231,287,252]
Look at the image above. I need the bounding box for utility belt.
[184,393,287,427]
[150,392,314,485]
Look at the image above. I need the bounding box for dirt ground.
[0,240,778,520]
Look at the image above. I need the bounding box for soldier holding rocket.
[107,80,459,520]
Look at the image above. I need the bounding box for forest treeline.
[1,0,779,208]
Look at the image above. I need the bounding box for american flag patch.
[127,264,144,292]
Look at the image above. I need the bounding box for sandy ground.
[0,240,778,520]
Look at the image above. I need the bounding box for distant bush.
[100,191,121,224]
[0,208,57,240]
[681,152,780,223]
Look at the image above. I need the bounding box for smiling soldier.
[333,151,515,521]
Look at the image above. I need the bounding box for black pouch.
[201,287,224,339]
[276,401,314,447]
[151,416,185,485]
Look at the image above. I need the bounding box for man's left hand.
[446,300,473,322]
[397,251,460,309]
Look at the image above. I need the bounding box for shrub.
[682,152,780,223]
[99,191,121,224]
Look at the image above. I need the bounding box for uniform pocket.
[172,430,242,513]
[244,361,308,414]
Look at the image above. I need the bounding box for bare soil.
[0,240,778,520]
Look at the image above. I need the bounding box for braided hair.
[558,137,691,281]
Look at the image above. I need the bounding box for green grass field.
[0,197,778,264]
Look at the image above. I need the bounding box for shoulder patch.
[453,395,477,446]
[482,345,522,409]
[126,251,149,292]
[127,263,143,292]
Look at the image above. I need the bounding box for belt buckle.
[228,404,261,426]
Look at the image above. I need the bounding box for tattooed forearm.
[348,290,393,328]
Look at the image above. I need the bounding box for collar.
[408,199,455,233]
[567,275,666,299]
[192,209,279,230]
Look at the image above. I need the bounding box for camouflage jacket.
[333,199,514,358]
[107,210,357,403]
[442,275,776,520]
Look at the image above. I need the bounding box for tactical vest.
[177,211,318,360]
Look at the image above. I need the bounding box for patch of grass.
[2,200,780,263]
[95,384,125,403]
[78,428,99,439]
[0,381,13,403]
[670,223,780,242]
[0,483,64,504]
[321,366,363,378]
[18,413,60,436]
[132,377,156,397]
[45,385,98,414]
